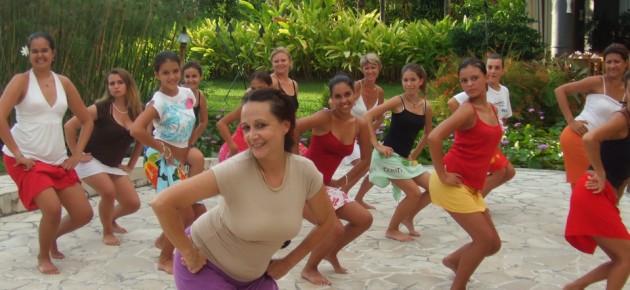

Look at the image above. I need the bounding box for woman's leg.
[388,178,423,242]
[33,188,63,274]
[158,205,195,274]
[301,205,343,286]
[444,210,501,290]
[187,148,207,218]
[403,172,432,236]
[83,173,122,245]
[110,175,141,234]
[54,184,94,254]
[354,176,376,209]
[325,202,373,273]
[564,237,630,290]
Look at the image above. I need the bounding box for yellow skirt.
[429,172,486,213]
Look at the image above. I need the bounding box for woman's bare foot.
[355,200,375,210]
[37,257,60,274]
[301,268,331,286]
[157,258,174,274]
[102,234,121,246]
[325,255,349,274]
[50,242,65,259]
[112,222,127,234]
[385,229,413,242]
[402,219,420,237]
[154,235,165,250]
[442,256,458,273]
[563,282,584,290]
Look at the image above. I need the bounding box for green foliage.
[502,56,588,126]
[0,0,200,104]
[448,0,544,60]
[501,122,564,170]
[188,1,457,81]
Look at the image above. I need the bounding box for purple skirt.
[173,228,278,290]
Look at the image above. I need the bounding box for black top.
[193,90,201,127]
[382,96,426,158]
[599,111,630,188]
[83,100,136,167]
[273,75,299,111]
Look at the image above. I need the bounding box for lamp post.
[177,26,191,67]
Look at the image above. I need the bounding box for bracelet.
[159,141,172,159]
[344,174,348,185]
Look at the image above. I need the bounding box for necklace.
[254,157,284,192]
[404,95,421,108]
[112,103,128,114]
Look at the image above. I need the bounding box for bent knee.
[487,237,502,256]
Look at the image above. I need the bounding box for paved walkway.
[0,167,628,289]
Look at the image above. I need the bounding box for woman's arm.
[371,86,386,129]
[363,96,402,157]
[409,102,433,161]
[555,76,600,135]
[189,92,208,146]
[61,76,94,170]
[216,104,243,156]
[582,112,629,193]
[130,103,175,164]
[0,74,35,170]
[265,186,336,279]
[333,117,372,191]
[151,169,221,273]
[428,103,474,186]
[64,104,98,162]
[292,110,328,153]
[119,140,144,172]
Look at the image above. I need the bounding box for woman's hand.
[117,164,133,173]
[15,155,35,171]
[439,171,462,187]
[375,143,394,158]
[228,142,239,158]
[181,244,207,274]
[266,258,291,280]
[568,120,589,136]
[584,170,606,194]
[61,154,82,170]
[79,152,93,163]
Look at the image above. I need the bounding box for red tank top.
[302,131,354,184]
[443,103,502,190]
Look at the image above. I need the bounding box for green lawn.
[202,79,405,117]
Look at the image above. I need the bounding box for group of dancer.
[1,31,629,290]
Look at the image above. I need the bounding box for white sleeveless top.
[2,70,68,165]
[575,76,623,131]
[351,81,378,117]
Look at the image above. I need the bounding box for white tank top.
[575,76,623,131]
[2,70,69,165]
[351,81,378,117]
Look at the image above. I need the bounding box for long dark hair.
[242,88,296,152]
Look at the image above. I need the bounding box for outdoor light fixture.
[177,26,191,66]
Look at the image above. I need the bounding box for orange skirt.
[560,126,589,184]
[565,173,630,254]
[3,154,80,211]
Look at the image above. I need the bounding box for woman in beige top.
[151,88,336,289]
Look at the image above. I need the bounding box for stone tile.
[0,167,626,289]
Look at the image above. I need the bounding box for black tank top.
[273,75,299,111]
[382,96,426,157]
[599,111,630,188]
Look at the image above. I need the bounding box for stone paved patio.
[0,167,628,289]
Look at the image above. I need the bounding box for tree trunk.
[380,0,385,22]
[356,0,364,12]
